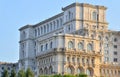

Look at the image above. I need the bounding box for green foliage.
[77,73,87,77]
[53,74,62,77]
[1,69,9,77]
[26,68,34,77]
[63,74,76,77]
[10,69,16,77]
[38,74,88,77]
[17,69,25,77]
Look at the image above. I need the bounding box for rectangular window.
[114,58,118,62]
[114,45,117,48]
[105,57,109,62]
[114,51,117,55]
[114,38,117,42]
[41,45,43,51]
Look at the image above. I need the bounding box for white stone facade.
[0,62,18,77]
[19,2,120,77]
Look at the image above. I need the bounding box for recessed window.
[92,11,97,20]
[114,51,117,55]
[87,43,93,51]
[45,44,48,50]
[34,29,37,37]
[114,45,117,48]
[47,24,49,32]
[68,41,74,49]
[44,25,46,33]
[57,20,59,28]
[78,42,84,50]
[68,25,71,32]
[104,50,109,54]
[2,67,4,70]
[41,45,43,51]
[50,42,53,48]
[105,57,109,62]
[114,58,118,62]
[41,27,43,34]
[114,38,117,42]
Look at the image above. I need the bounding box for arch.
[78,42,84,50]
[68,41,74,49]
[86,68,94,76]
[92,11,97,20]
[77,66,84,74]
[49,66,53,74]
[44,67,48,74]
[39,68,43,75]
[87,43,93,51]
[67,66,75,74]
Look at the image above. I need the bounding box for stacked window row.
[34,18,63,37]
[68,41,93,51]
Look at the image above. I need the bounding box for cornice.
[62,2,107,11]
[19,24,33,31]
[63,19,109,25]
[34,12,63,28]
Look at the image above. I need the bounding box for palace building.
[19,2,120,77]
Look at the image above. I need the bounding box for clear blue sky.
[0,0,120,63]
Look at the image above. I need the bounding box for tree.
[1,69,9,77]
[26,68,34,77]
[10,69,16,77]
[17,69,25,77]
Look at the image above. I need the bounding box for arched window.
[50,42,53,48]
[77,67,84,74]
[86,68,94,76]
[87,43,93,51]
[78,42,84,50]
[68,41,74,49]
[39,68,43,75]
[49,66,53,74]
[44,67,48,74]
[92,11,97,20]
[67,66,74,74]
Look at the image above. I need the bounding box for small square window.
[114,45,117,48]
[114,51,117,55]
[114,58,118,62]
[114,38,117,42]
